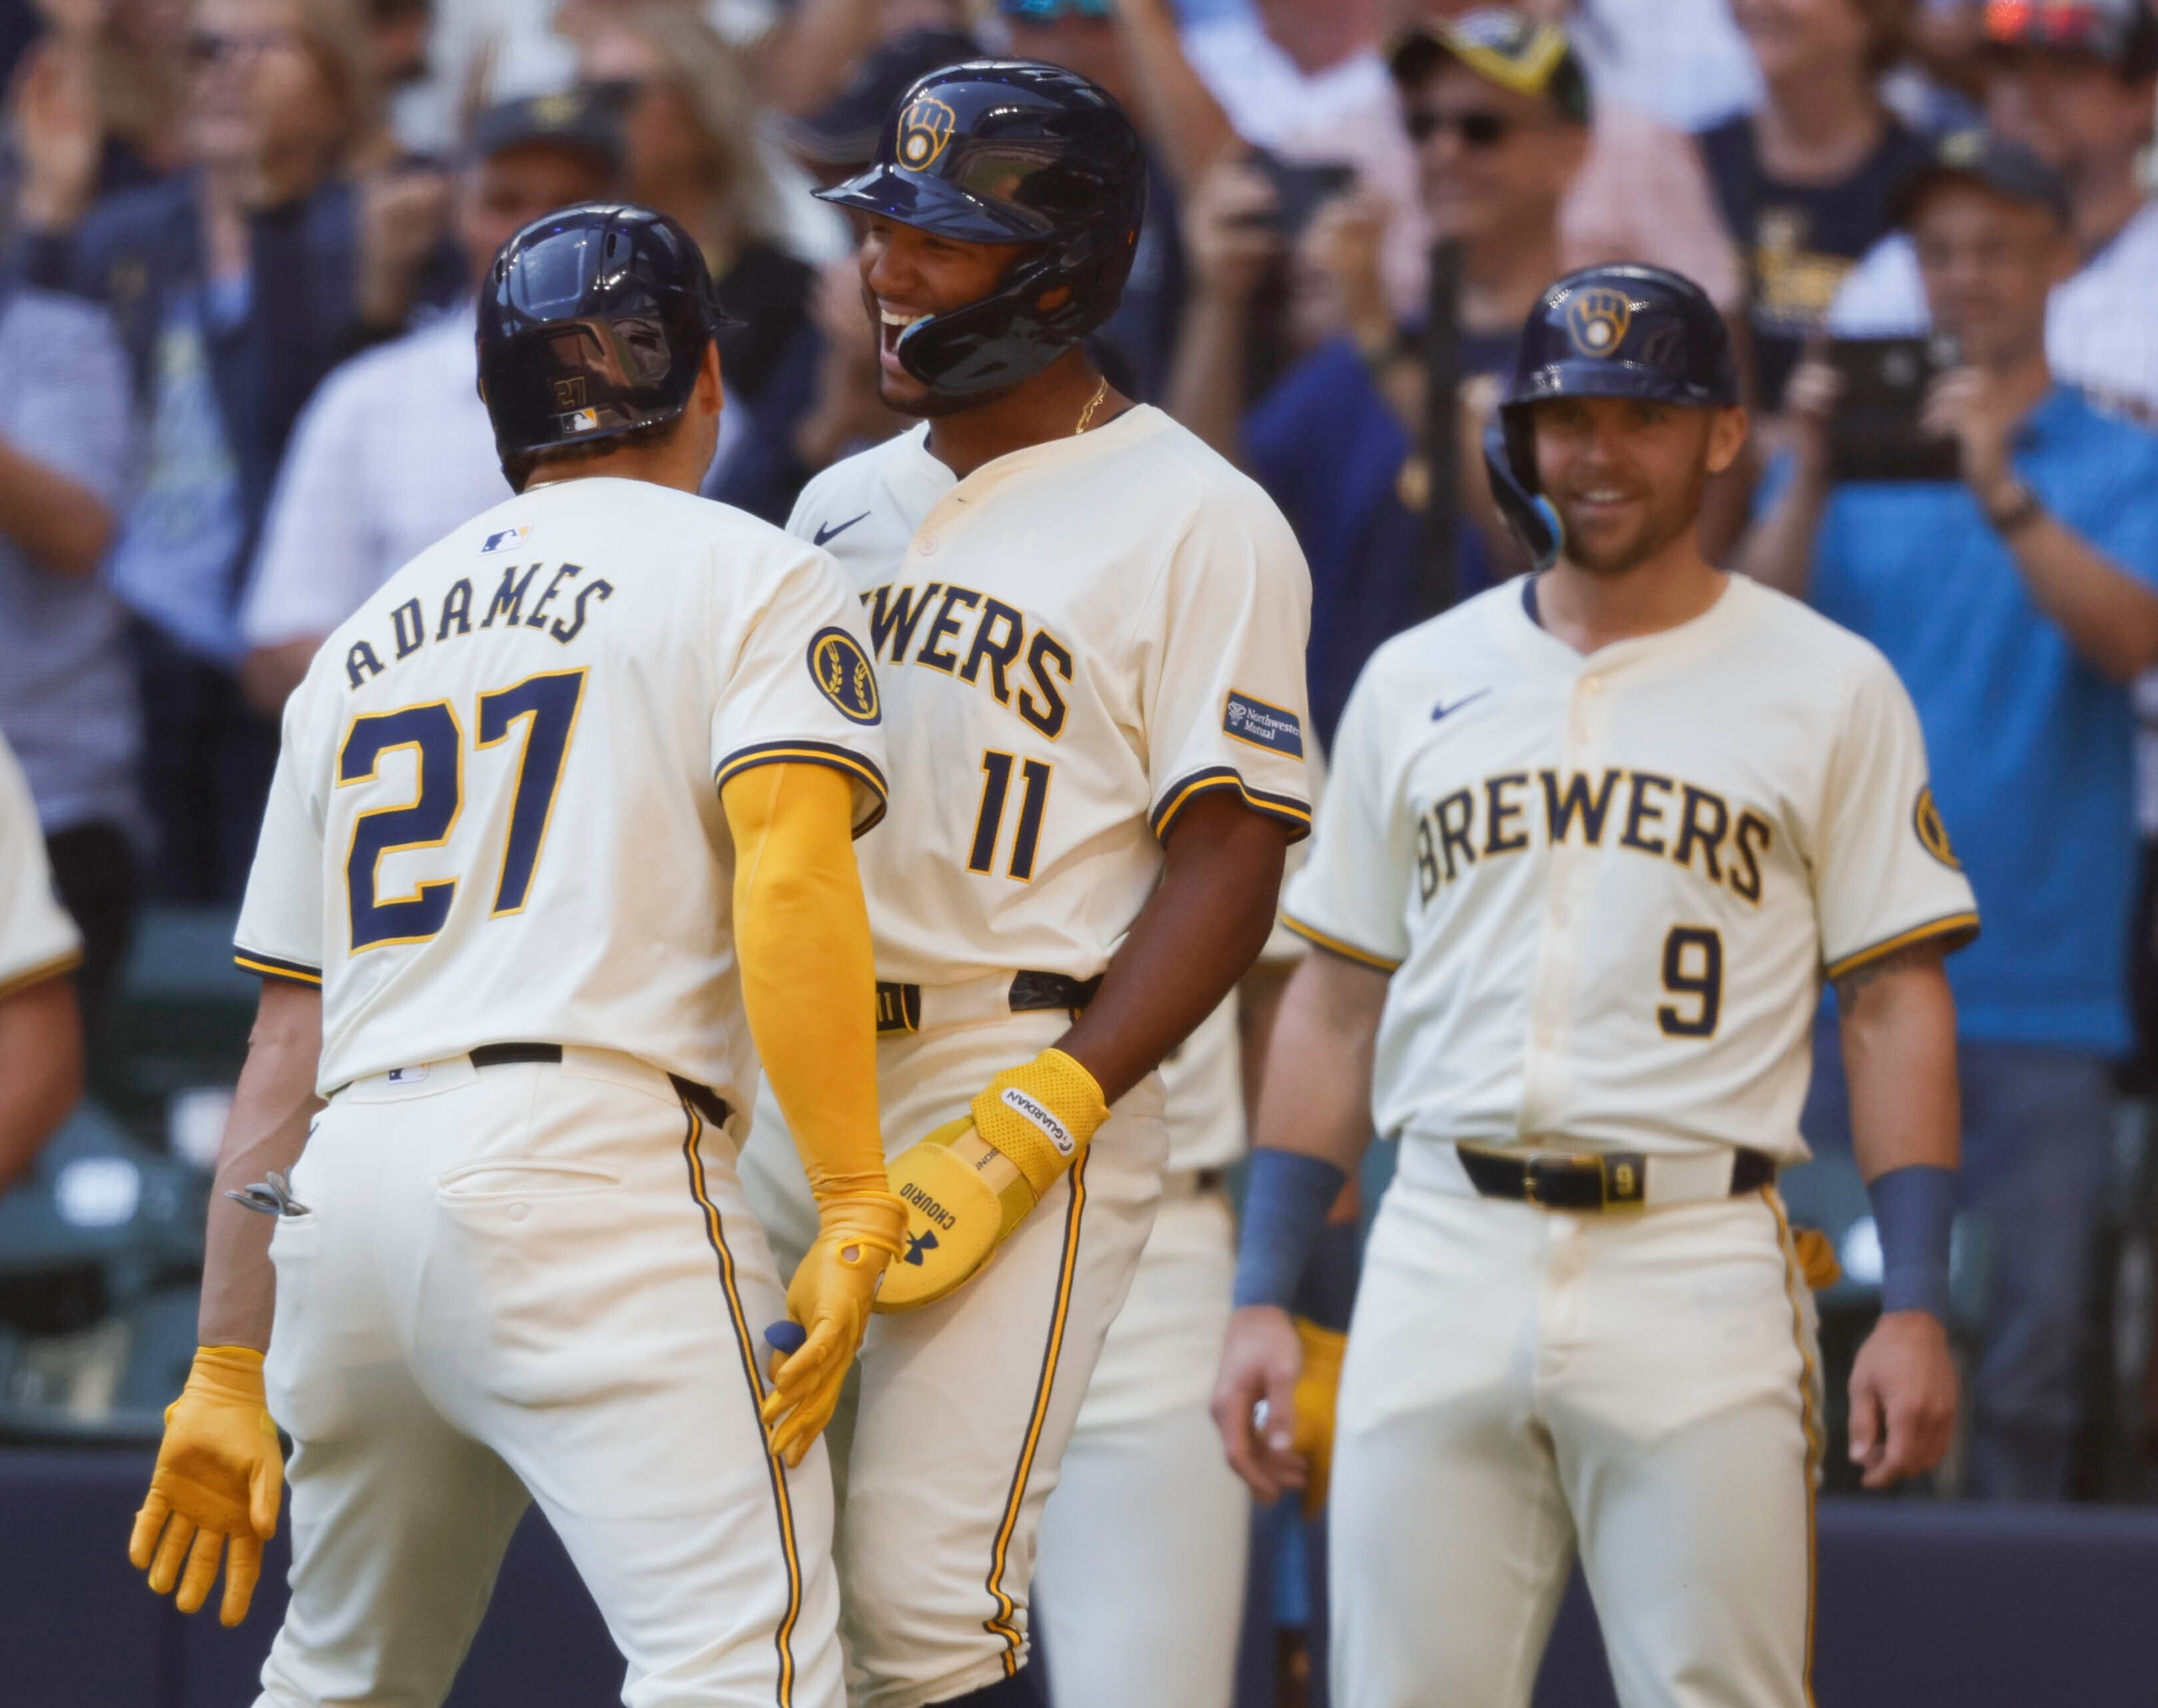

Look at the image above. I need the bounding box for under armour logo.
[903,1230,940,1267]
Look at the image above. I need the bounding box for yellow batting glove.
[876,1049,1111,1312]
[129,1345,283,1626]
[1289,1319,1347,1520]
[761,1190,908,1466]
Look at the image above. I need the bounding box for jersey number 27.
[338,669,587,952]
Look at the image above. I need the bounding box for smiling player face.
[857,215,1039,416]
[1531,396,1748,578]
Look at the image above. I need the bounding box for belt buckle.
[1520,1157,1549,1208]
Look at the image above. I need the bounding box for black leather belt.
[334,1043,731,1128]
[874,971,1103,1038]
[1456,1144,1776,1211]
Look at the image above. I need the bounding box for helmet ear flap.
[1485,416,1562,573]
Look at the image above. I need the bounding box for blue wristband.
[1234,1149,1349,1312]
[1290,1210,1361,1333]
[1868,1163,1955,1321]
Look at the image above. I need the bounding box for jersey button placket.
[1525,673,1604,1132]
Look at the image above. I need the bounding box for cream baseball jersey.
[0,732,81,998]
[234,476,888,1100]
[1286,574,1979,1163]
[787,405,1313,984]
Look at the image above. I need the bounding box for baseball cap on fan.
[1982,0,2158,73]
[1388,6,1594,125]
[1890,128,2073,229]
[465,89,624,177]
[784,28,983,168]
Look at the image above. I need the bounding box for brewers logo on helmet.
[1564,288,1632,357]
[896,94,957,169]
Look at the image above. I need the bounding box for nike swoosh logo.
[1431,688,1491,723]
[813,511,870,547]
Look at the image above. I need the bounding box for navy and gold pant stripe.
[1765,1189,1822,1708]
[680,1097,805,1705]
[982,1152,1091,1671]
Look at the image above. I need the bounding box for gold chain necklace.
[1075,375,1109,435]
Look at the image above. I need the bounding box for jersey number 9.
[1656,925,1722,1038]
[338,669,587,952]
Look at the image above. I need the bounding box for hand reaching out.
[13,37,102,232]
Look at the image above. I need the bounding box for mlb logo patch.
[481,525,531,555]
[385,1064,430,1085]
[1222,691,1304,759]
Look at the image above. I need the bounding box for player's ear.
[697,337,723,416]
[1705,405,1749,477]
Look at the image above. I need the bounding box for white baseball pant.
[740,1011,1167,1708]
[1034,1177,1250,1708]
[1329,1150,1821,1708]
[255,1048,845,1708]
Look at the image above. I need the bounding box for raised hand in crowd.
[12,34,103,232]
[1187,156,1284,307]
[1919,364,2025,515]
[356,164,454,333]
[791,255,905,474]
[1299,185,1392,360]
[1737,339,1842,600]
[1166,155,1284,457]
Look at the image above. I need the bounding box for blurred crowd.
[9,0,2158,1506]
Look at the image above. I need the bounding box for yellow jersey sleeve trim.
[1150,767,1313,844]
[0,947,83,1003]
[1822,911,1980,983]
[233,950,325,987]
[1282,913,1402,973]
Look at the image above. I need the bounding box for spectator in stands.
[778,29,977,477]
[238,90,622,715]
[574,3,820,516]
[1701,0,1933,410]
[8,0,190,225]
[19,0,458,901]
[741,0,972,120]
[0,289,139,1062]
[1834,0,2158,418]
[1173,9,1590,745]
[1828,0,2158,1100]
[1740,134,2158,1500]
[999,0,1193,401]
[779,24,980,188]
[0,730,84,1195]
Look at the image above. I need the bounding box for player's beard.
[1554,459,1710,578]
[879,369,1025,418]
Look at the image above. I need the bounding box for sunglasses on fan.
[1403,108,1522,148]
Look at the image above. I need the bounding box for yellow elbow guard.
[875,1048,1110,1312]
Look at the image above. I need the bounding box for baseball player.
[1214,265,1976,1707]
[734,60,1313,1708]
[125,205,906,1708]
[0,727,85,1192]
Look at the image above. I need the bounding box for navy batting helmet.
[814,59,1147,397]
[476,202,728,477]
[1485,264,1739,568]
